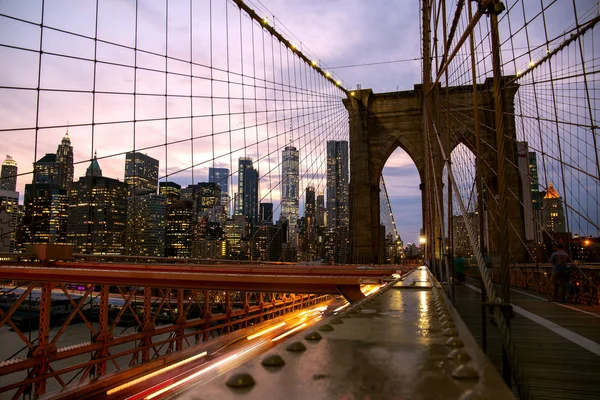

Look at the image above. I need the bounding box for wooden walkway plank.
[453,283,600,400]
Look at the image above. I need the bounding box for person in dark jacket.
[549,244,570,302]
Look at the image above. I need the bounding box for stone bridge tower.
[343,77,525,265]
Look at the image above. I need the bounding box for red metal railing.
[0,281,333,399]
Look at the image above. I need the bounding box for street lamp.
[419,236,427,244]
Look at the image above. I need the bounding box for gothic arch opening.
[381,147,422,261]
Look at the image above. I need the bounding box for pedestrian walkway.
[453,282,600,400]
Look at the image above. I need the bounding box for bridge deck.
[170,269,513,399]
[453,282,600,400]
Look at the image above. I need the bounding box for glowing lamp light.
[262,16,269,25]
[325,71,331,77]
[529,60,535,67]
[516,70,521,76]
[419,236,427,244]
[350,91,355,97]
[584,240,591,246]
[336,80,341,85]
[291,43,297,50]
[311,60,317,66]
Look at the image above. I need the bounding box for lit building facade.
[236,158,259,225]
[542,182,567,234]
[281,145,299,248]
[124,152,159,195]
[23,183,68,245]
[224,215,248,259]
[166,200,194,258]
[126,194,166,257]
[326,140,349,263]
[0,190,19,252]
[68,155,128,254]
[1,155,17,191]
[517,142,535,242]
[34,154,60,185]
[159,181,181,207]
[235,157,253,216]
[260,202,274,224]
[209,167,230,216]
[56,132,74,192]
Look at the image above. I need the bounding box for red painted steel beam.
[0,260,403,277]
[0,266,376,294]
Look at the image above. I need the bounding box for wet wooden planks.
[453,284,600,400]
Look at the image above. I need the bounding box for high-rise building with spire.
[1,155,17,191]
[542,182,567,234]
[281,141,299,248]
[56,131,74,192]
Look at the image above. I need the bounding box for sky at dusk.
[0,0,598,245]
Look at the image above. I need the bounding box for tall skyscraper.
[281,144,300,248]
[528,151,541,242]
[236,158,259,225]
[124,152,159,195]
[1,155,17,191]
[259,202,274,224]
[326,140,349,263]
[316,192,325,227]
[166,200,194,258]
[0,189,19,252]
[23,184,68,245]
[542,182,567,234]
[209,167,230,216]
[517,142,535,242]
[56,131,74,192]
[326,141,349,230]
[236,157,253,215]
[159,181,181,207]
[34,153,60,185]
[68,154,128,254]
[126,194,166,257]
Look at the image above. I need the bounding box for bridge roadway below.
[152,268,513,400]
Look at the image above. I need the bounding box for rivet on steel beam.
[447,349,472,364]
[442,321,456,329]
[226,372,256,388]
[330,317,343,325]
[452,364,480,380]
[443,328,459,337]
[446,337,465,348]
[439,315,452,323]
[261,354,285,367]
[305,331,322,341]
[318,324,334,332]
[286,341,307,352]
[458,388,487,400]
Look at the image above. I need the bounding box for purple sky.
[0,0,597,244]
